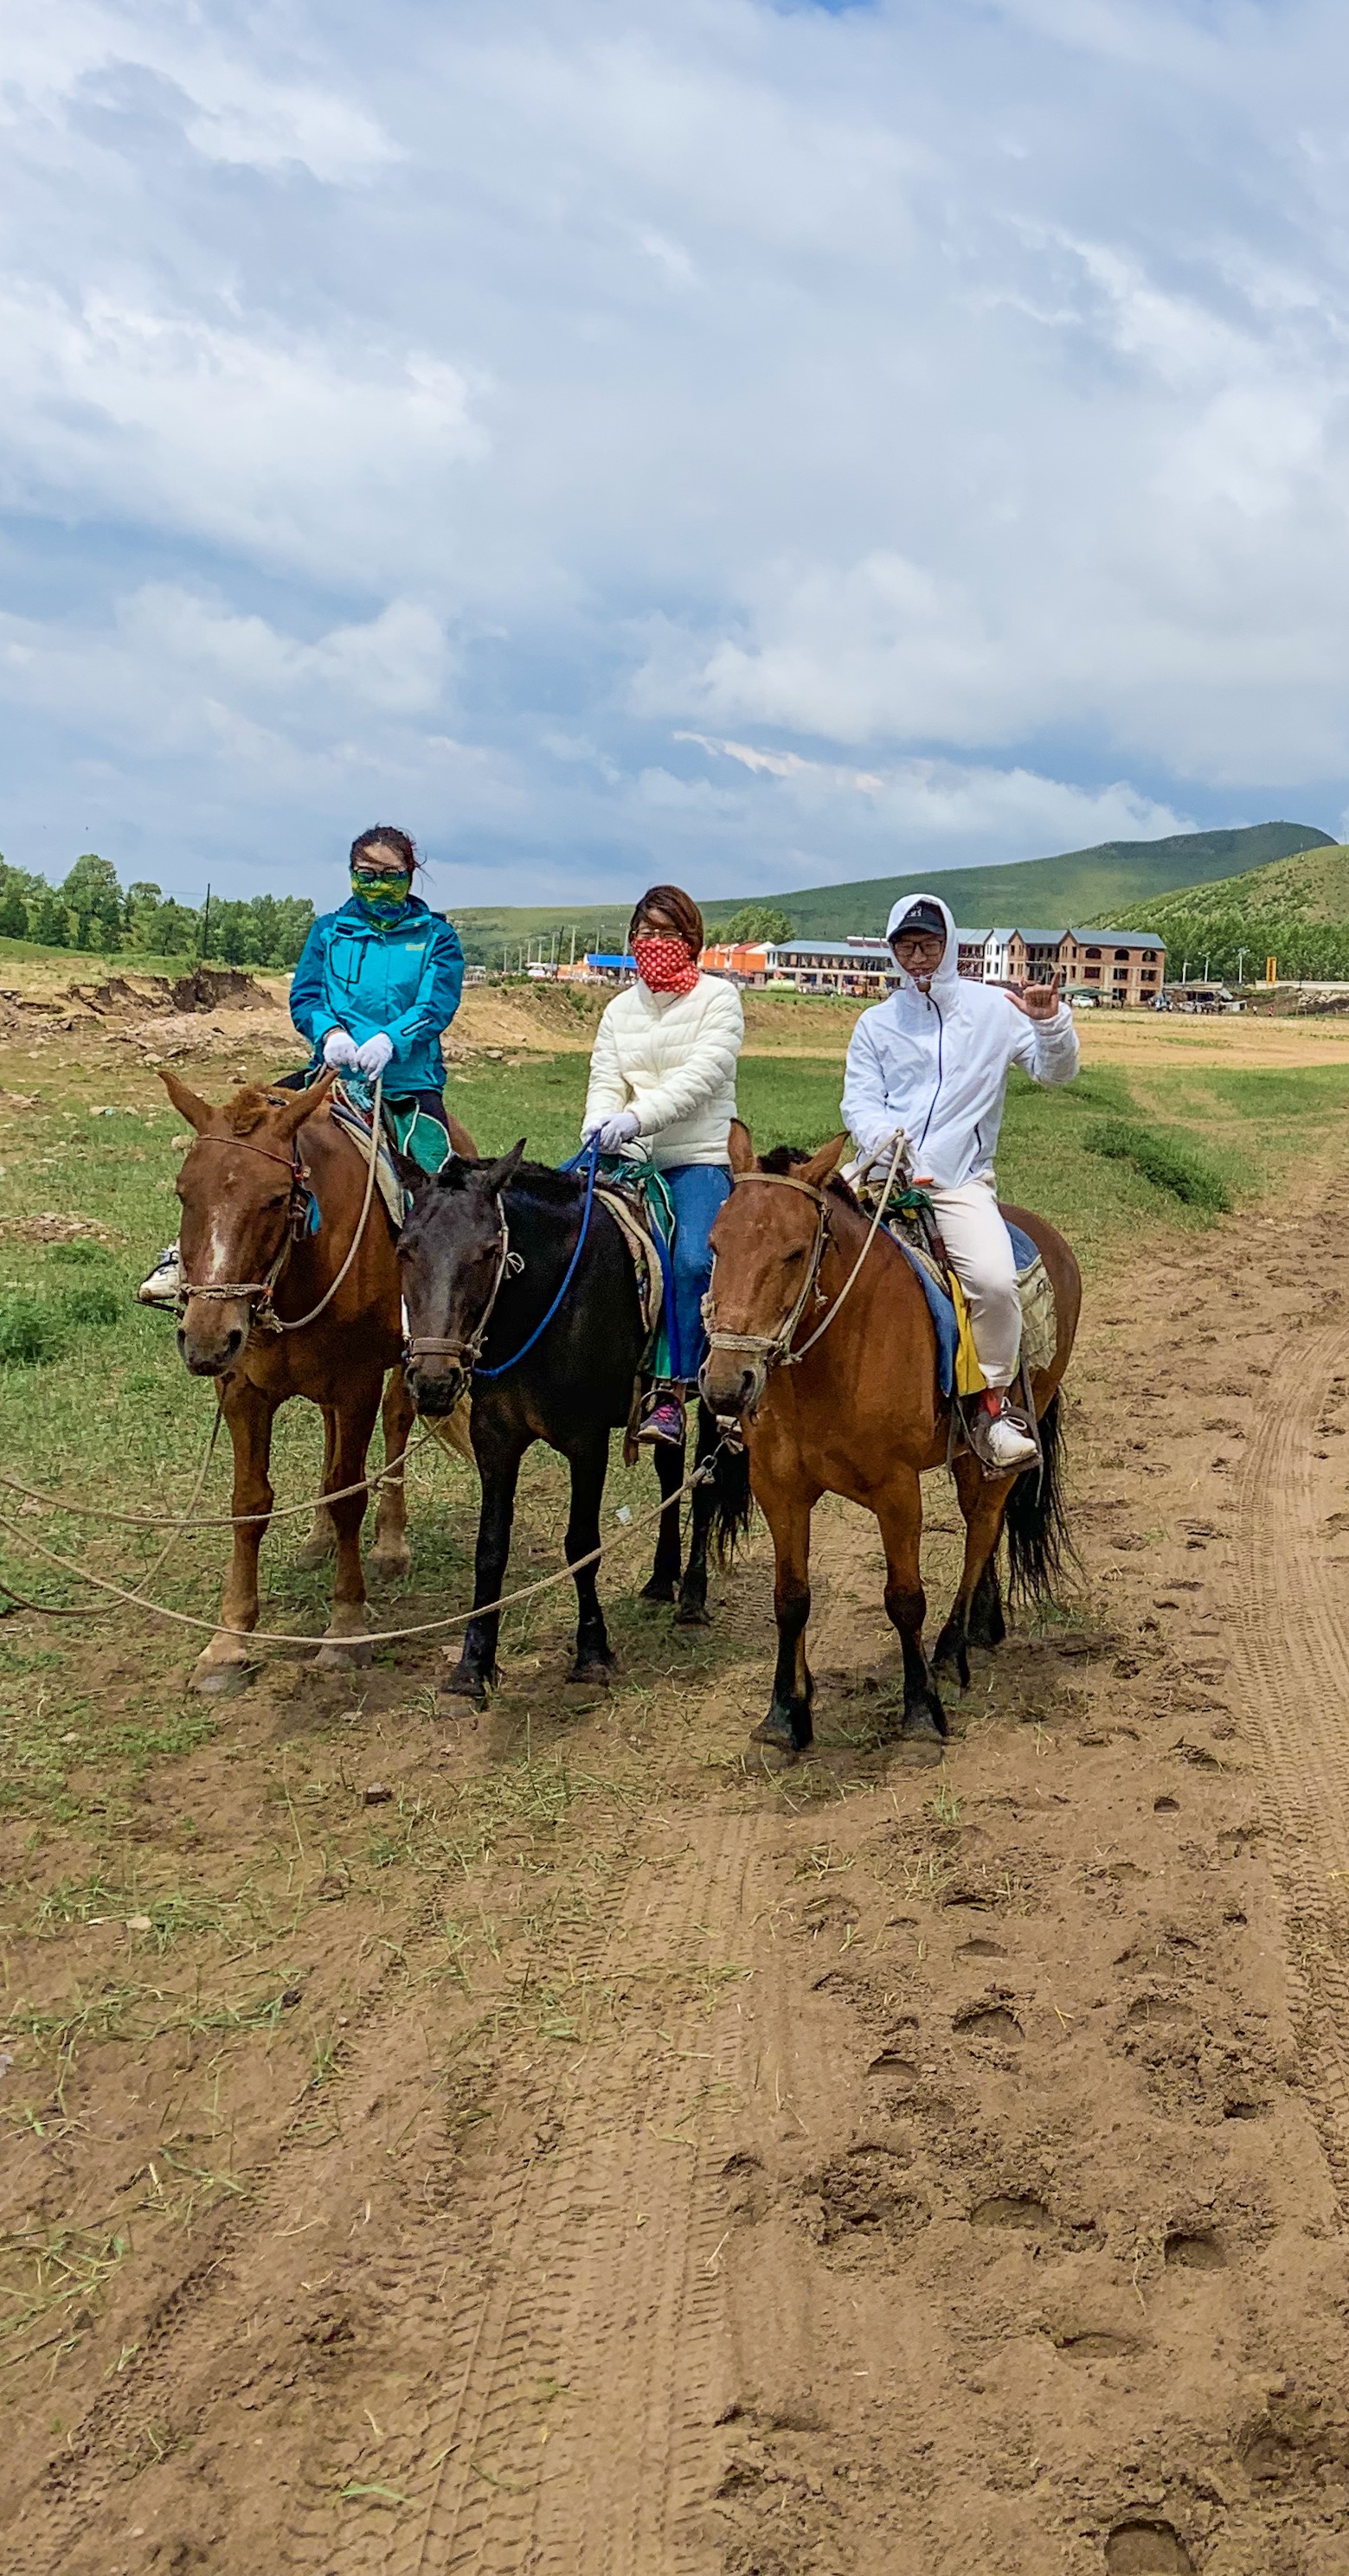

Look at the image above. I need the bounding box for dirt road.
[8,1182,1349,2573]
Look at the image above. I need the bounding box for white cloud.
[2,0,1348,898]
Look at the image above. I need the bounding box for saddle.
[864,1182,1058,1402]
[326,1085,410,1231]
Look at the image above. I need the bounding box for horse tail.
[1004,1389,1074,1605]
[706,1431,755,1568]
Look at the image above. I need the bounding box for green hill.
[1113,841,1349,980]
[449,822,1330,962]
[700,822,1333,939]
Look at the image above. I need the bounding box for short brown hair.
[628,883,704,956]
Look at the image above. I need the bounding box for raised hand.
[1005,971,1063,1022]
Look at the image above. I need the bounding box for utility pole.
[200,883,211,959]
[1237,946,1245,988]
[569,924,576,966]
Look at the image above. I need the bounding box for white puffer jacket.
[583,973,744,1169]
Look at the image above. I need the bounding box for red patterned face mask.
[633,934,699,996]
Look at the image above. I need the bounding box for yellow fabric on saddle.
[951,1276,985,1399]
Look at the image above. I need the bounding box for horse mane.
[757,1143,859,1211]
[431,1157,582,1207]
[222,1085,293,1137]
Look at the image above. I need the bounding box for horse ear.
[727,1118,755,1176]
[480,1139,526,1195]
[159,1067,215,1133]
[272,1069,336,1139]
[801,1132,848,1189]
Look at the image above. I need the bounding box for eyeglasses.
[352,866,408,886]
[891,935,944,958]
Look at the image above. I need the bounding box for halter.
[177,1132,316,1330]
[404,1198,521,1370]
[701,1170,832,1370]
[701,1137,905,1389]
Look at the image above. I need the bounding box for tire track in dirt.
[1236,1308,1349,2202]
[22,1864,500,2576]
[279,1813,758,2576]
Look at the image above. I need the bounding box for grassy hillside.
[446,821,1330,961]
[701,821,1332,939]
[1113,842,1349,981]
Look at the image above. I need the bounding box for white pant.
[927,1174,1021,1387]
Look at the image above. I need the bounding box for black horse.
[398,1144,746,1703]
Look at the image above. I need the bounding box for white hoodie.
[840,894,1079,1188]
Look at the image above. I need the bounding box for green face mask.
[350,870,410,924]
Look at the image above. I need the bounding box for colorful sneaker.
[137,1243,183,1308]
[638,1393,685,1446]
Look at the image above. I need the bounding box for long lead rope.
[0,1436,732,1649]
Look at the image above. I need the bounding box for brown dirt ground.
[6,1057,1349,2573]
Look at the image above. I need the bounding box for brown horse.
[700,1131,1082,1753]
[163,1068,475,1693]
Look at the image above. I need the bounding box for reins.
[179,1076,384,1334]
[406,1133,603,1384]
[703,1135,906,1376]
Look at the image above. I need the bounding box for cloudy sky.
[3,0,1348,913]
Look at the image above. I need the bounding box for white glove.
[355,1031,395,1078]
[322,1028,359,1070]
[595,1110,640,1152]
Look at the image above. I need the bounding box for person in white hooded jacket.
[582,882,744,1445]
[841,893,1079,1471]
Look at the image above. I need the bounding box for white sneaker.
[138,1243,183,1308]
[979,1409,1038,1473]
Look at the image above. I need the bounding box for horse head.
[162,1069,333,1375]
[699,1131,849,1423]
[398,1142,525,1414]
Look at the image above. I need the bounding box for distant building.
[694,924,1168,1003]
[583,951,637,984]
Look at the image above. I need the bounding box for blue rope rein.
[472,1132,602,1381]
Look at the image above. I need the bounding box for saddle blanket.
[327,1085,410,1232]
[888,1214,1057,1401]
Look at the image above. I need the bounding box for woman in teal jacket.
[138,826,464,1306]
[287,825,465,1169]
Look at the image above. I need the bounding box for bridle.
[701,1135,906,1397]
[701,1171,832,1372]
[177,1132,317,1332]
[404,1197,522,1373]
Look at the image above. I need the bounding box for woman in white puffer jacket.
[582,883,744,1444]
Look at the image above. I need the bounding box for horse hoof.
[368,1546,411,1585]
[675,1599,711,1628]
[639,1576,677,1605]
[440,1663,494,1705]
[312,1637,372,1671]
[900,1702,946,1744]
[190,1656,254,1699]
[750,1712,810,1753]
[294,1534,337,1571]
[435,1686,484,1716]
[566,1657,613,1687]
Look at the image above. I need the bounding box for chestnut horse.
[700,1131,1081,1753]
[163,1068,475,1693]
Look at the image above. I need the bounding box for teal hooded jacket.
[288,895,466,1093]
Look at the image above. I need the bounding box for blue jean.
[662,1162,733,1382]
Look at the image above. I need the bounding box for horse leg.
[369,1370,414,1581]
[564,1428,617,1683]
[640,1432,686,1605]
[933,1453,1014,1685]
[441,1428,526,1704]
[875,1469,946,1742]
[677,1401,716,1628]
[314,1377,382,1667]
[191,1379,277,1695]
[294,1406,337,1568]
[750,1472,819,1754]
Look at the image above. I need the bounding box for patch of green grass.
[1083,1118,1233,1211]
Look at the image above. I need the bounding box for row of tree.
[1134,908,1349,984]
[0,852,315,970]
